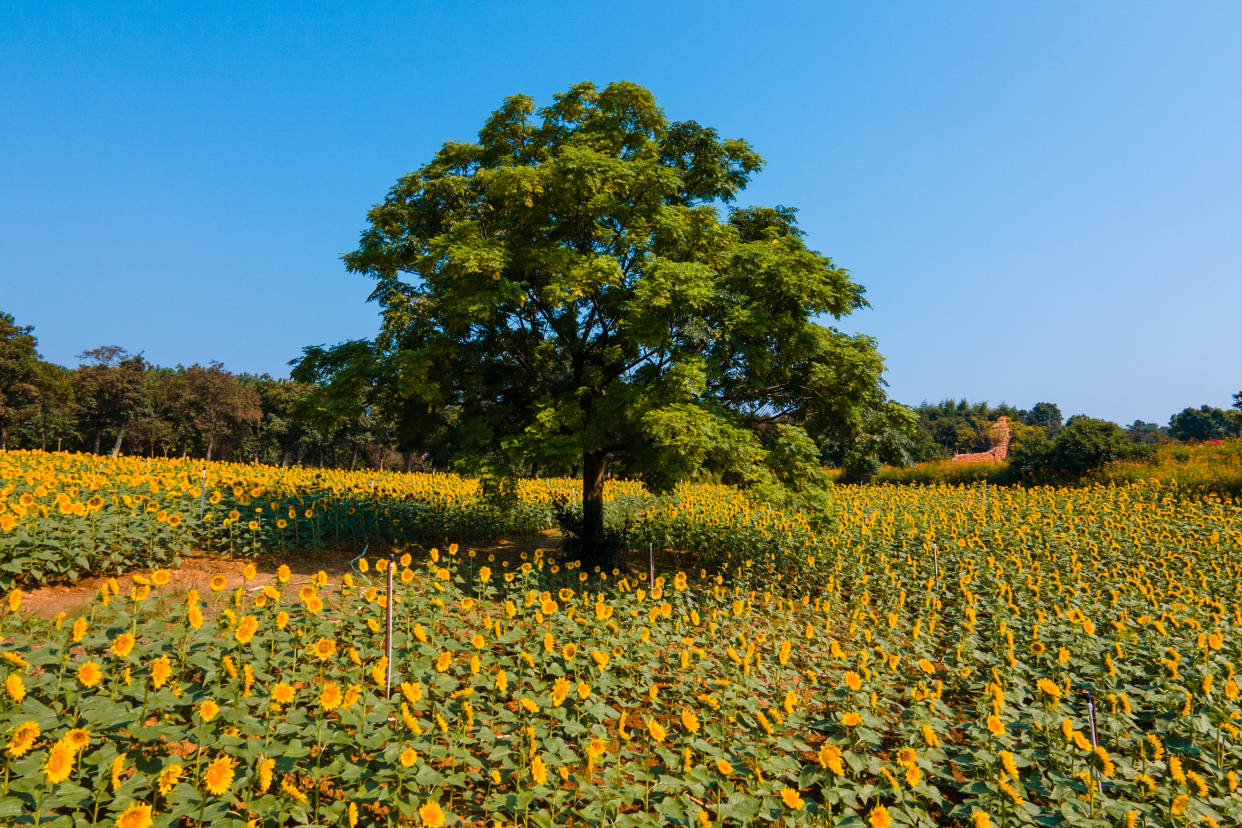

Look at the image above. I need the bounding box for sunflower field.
[2,450,1242,826]
[0,451,646,590]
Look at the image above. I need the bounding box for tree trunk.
[110,426,125,457]
[349,445,358,471]
[579,449,609,567]
[93,429,103,455]
[1,425,7,451]
[206,437,214,463]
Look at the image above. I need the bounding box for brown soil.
[17,529,566,620]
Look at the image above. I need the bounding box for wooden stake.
[1084,690,1102,793]
[384,561,394,699]
[649,542,655,591]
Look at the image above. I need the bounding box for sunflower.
[60,728,90,754]
[43,743,76,784]
[157,763,183,795]
[209,575,228,592]
[779,787,805,810]
[111,632,135,658]
[235,616,259,645]
[198,700,219,722]
[530,755,548,785]
[841,711,862,727]
[311,637,337,660]
[256,757,275,793]
[5,673,24,703]
[77,660,102,688]
[6,720,40,758]
[818,743,845,774]
[110,753,128,789]
[319,682,343,711]
[150,569,171,586]
[115,802,153,828]
[272,683,295,705]
[203,755,235,795]
[418,800,445,828]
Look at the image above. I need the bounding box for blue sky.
[3,1,1239,426]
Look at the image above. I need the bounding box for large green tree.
[339,82,891,556]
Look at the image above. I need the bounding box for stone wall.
[951,416,1011,464]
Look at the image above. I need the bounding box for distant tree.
[1024,402,1063,436]
[1009,415,1130,478]
[291,341,394,469]
[127,367,178,456]
[914,399,1021,456]
[1125,420,1171,445]
[22,361,78,451]
[161,363,262,461]
[1168,405,1242,442]
[238,375,320,467]
[1004,426,1053,479]
[1233,390,1241,412]
[74,346,148,455]
[825,401,925,482]
[336,81,889,558]
[1046,416,1131,473]
[0,312,43,450]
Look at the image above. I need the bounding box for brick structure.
[951,416,1011,464]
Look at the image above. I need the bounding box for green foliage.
[1025,401,1062,435]
[1168,404,1242,441]
[912,399,1024,457]
[869,459,1010,486]
[1085,436,1242,500]
[0,311,43,450]
[550,496,634,568]
[1008,415,1135,479]
[1124,419,1171,445]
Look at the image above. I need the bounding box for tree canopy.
[328,81,896,555]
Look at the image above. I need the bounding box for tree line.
[908,397,1242,461]
[4,308,1237,477]
[0,311,409,469]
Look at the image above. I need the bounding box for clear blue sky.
[3,1,1239,426]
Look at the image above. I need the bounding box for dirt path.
[18,529,566,620]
